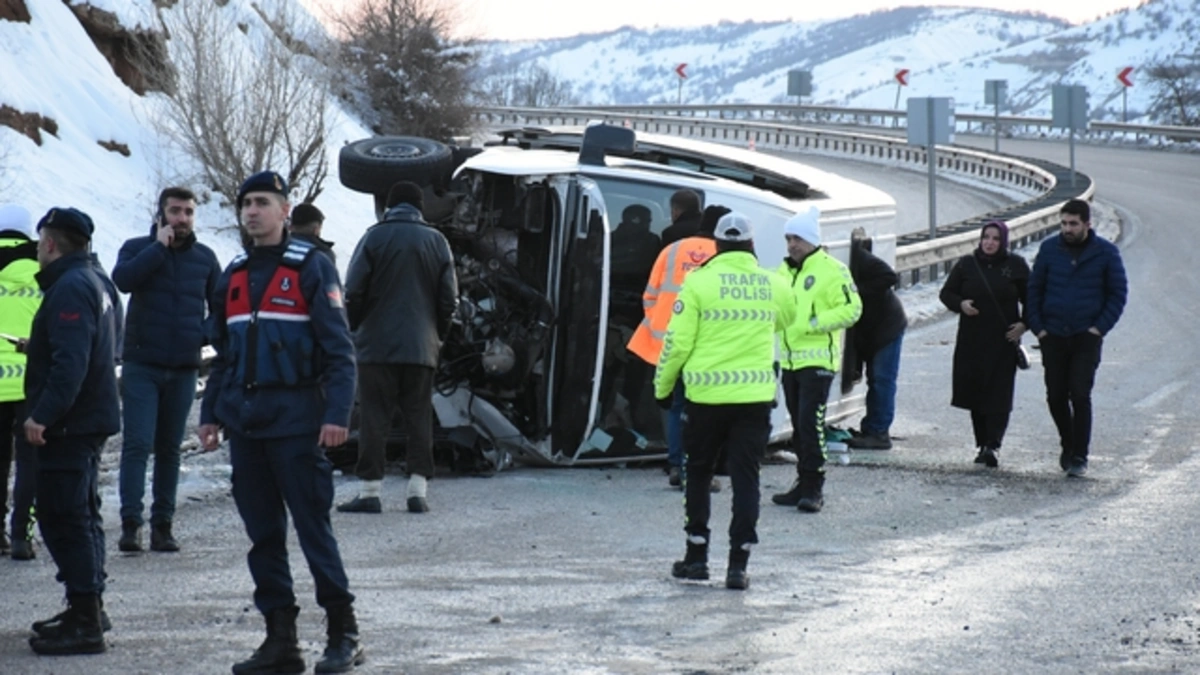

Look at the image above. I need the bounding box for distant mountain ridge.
[477,0,1197,123]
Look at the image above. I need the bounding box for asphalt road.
[2,138,1198,674]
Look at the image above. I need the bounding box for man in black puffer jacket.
[111,187,220,553]
[340,181,458,514]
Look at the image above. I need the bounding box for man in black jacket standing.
[845,235,907,450]
[24,207,120,655]
[339,181,458,514]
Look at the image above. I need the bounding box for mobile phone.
[0,333,23,345]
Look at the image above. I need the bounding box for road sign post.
[1117,66,1134,123]
[675,63,688,105]
[985,79,1008,153]
[907,97,954,241]
[788,69,813,109]
[1051,84,1089,187]
[893,69,909,125]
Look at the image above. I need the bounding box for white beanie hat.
[784,206,822,246]
[0,204,34,239]
[714,212,754,242]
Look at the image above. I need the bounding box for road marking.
[1133,381,1188,410]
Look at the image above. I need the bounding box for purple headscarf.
[977,220,1009,259]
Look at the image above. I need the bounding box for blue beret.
[237,170,289,205]
[37,207,94,240]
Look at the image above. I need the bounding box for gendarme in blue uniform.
[201,237,355,438]
[200,235,357,616]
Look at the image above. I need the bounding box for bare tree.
[1146,48,1200,127]
[477,62,575,108]
[330,0,478,139]
[144,0,333,206]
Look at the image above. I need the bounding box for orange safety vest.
[626,236,716,364]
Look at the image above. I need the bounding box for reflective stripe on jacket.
[0,236,40,403]
[776,250,862,372]
[627,236,715,364]
[654,251,797,405]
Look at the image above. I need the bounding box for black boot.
[118,520,142,553]
[150,521,180,552]
[232,605,305,674]
[794,471,825,513]
[33,597,113,635]
[315,603,365,673]
[726,548,751,590]
[28,594,107,655]
[671,540,709,580]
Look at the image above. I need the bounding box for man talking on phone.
[111,187,220,553]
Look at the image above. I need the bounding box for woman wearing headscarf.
[939,221,1030,467]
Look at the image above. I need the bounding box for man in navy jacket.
[199,171,363,674]
[112,187,220,553]
[1027,199,1127,477]
[24,207,120,655]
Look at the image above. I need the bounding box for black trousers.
[37,434,107,597]
[356,364,435,481]
[1040,333,1103,463]
[1,400,38,539]
[229,432,354,614]
[781,368,834,474]
[970,410,1011,450]
[681,401,771,551]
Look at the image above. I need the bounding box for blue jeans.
[118,362,198,526]
[666,380,686,468]
[862,332,904,436]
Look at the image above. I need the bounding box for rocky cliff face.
[66,2,169,95]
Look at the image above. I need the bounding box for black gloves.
[655,395,673,411]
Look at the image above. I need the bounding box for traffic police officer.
[24,207,120,655]
[655,212,796,590]
[771,207,862,513]
[199,171,363,674]
[0,204,40,561]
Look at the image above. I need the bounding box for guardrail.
[474,106,1094,285]
[551,103,1200,144]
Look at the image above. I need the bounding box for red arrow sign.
[895,69,910,86]
[1117,66,1134,87]
[675,63,688,79]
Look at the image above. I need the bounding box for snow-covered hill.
[0,0,376,274]
[479,0,1198,121]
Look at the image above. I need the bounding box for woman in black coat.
[939,221,1030,467]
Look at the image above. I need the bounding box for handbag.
[970,255,1030,371]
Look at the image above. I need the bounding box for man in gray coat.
[339,182,458,514]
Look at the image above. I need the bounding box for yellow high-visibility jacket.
[654,251,796,404]
[776,250,862,372]
[0,236,41,402]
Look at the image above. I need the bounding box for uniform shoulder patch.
[326,284,344,309]
[673,300,684,314]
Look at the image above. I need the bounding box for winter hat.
[783,206,822,245]
[0,204,34,239]
[36,207,94,240]
[386,181,424,211]
[714,212,754,242]
[237,170,289,206]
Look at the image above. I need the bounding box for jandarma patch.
[673,300,684,314]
